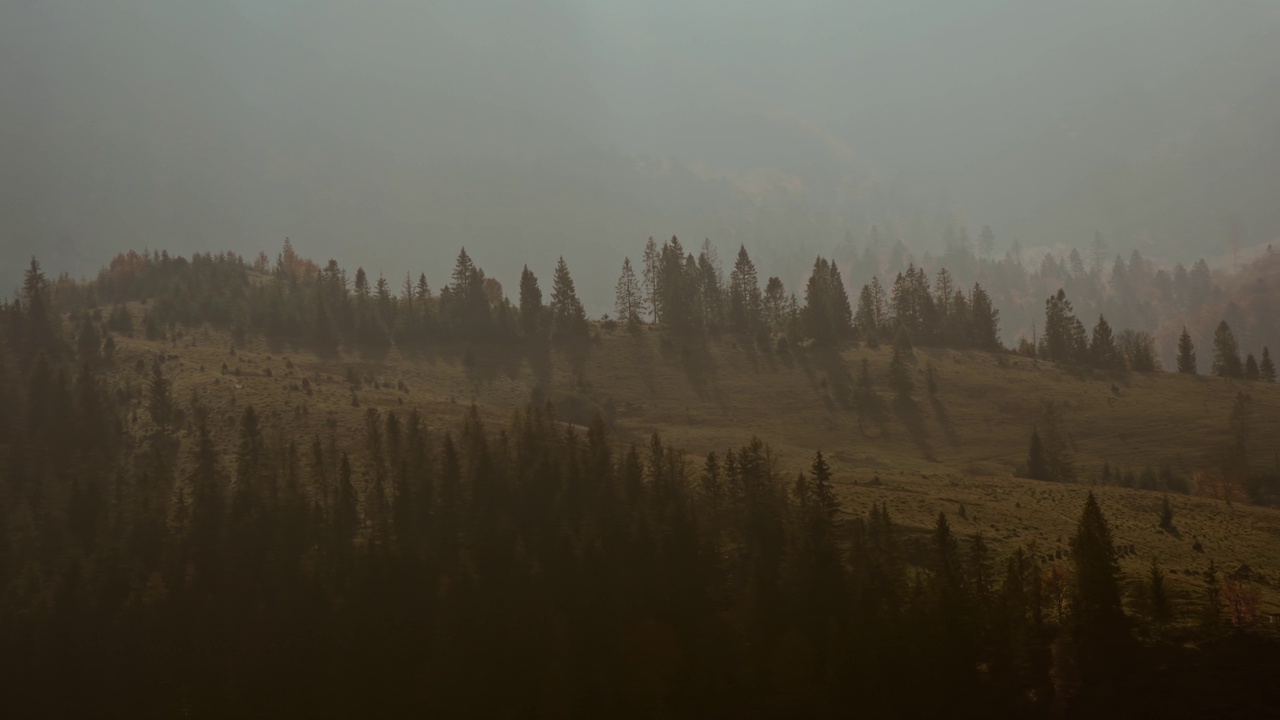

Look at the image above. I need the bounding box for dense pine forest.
[3,247,1280,718]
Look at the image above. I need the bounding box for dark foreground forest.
[2,255,1279,719]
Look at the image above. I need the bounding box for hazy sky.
[4,1,1279,301]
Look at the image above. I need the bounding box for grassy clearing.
[109,317,1280,619]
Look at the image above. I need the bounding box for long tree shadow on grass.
[929,395,961,448]
[894,395,936,462]
[659,334,727,408]
[461,342,521,397]
[627,330,659,397]
[557,334,592,388]
[525,337,553,393]
[808,345,855,411]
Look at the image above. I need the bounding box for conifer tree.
[518,265,544,338]
[809,451,839,534]
[549,257,588,339]
[803,257,834,344]
[1212,320,1242,378]
[697,240,725,332]
[931,511,970,669]
[855,284,881,348]
[934,268,955,327]
[334,453,359,552]
[1040,289,1080,363]
[614,257,645,330]
[728,245,762,333]
[1089,315,1121,369]
[1176,327,1197,374]
[828,260,854,342]
[869,276,888,339]
[757,275,788,330]
[1244,354,1259,381]
[354,267,369,298]
[763,277,787,330]
[642,237,661,322]
[1069,492,1127,674]
[21,257,57,358]
[1260,346,1276,382]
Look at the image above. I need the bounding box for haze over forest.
[5,0,1280,304]
[9,4,1280,715]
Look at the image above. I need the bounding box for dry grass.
[108,317,1280,619]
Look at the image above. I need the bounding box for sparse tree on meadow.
[1176,327,1197,374]
[1212,320,1242,378]
[1260,346,1276,382]
[1089,315,1122,370]
[969,284,1001,351]
[1244,353,1259,381]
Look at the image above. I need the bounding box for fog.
[5,0,1280,304]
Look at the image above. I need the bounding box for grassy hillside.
[108,311,1280,619]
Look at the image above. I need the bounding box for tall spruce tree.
[728,245,762,334]
[969,284,1001,351]
[1260,347,1276,382]
[614,257,645,330]
[1211,320,1242,378]
[642,237,661,322]
[518,265,544,338]
[1040,289,1081,363]
[1244,354,1260,381]
[1069,492,1127,675]
[1176,327,1197,374]
[549,257,588,339]
[1089,315,1121,370]
[696,240,725,332]
[855,284,881,348]
[763,277,787,329]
